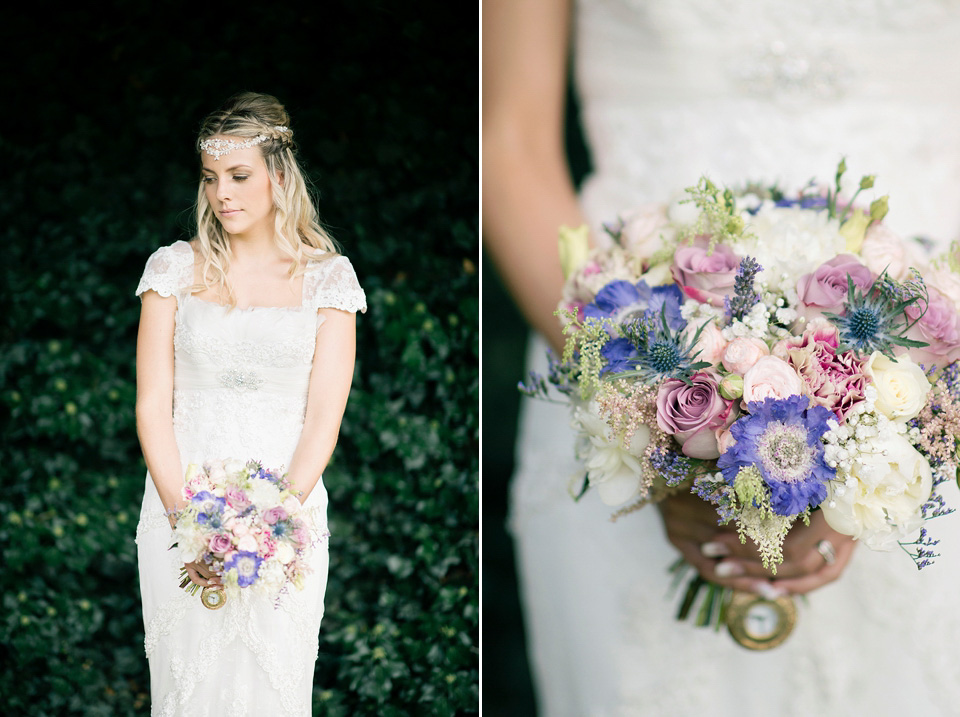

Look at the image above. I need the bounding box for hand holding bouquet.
[172,459,318,609]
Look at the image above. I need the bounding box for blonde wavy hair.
[193,91,338,304]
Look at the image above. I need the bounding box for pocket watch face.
[726,591,797,650]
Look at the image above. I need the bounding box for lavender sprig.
[725,256,762,321]
[648,447,693,488]
[899,527,941,570]
[518,351,578,401]
[693,473,736,524]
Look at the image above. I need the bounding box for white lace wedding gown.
[134,240,366,716]
[510,2,960,715]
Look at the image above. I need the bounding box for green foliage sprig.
[681,177,754,248]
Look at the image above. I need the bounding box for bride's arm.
[483,0,586,352]
[285,308,357,502]
[135,291,186,523]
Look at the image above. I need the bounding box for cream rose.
[722,337,770,375]
[282,494,302,516]
[275,542,296,565]
[863,352,931,421]
[619,203,672,256]
[821,435,932,550]
[236,534,259,553]
[742,355,804,404]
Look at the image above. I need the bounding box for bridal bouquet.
[172,459,315,609]
[523,162,960,639]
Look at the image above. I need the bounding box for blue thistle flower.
[717,395,835,516]
[616,312,712,385]
[824,271,929,358]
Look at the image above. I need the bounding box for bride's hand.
[183,561,222,588]
[657,489,856,597]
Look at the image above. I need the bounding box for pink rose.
[925,266,960,312]
[656,372,734,459]
[692,321,728,365]
[262,506,288,525]
[860,224,925,281]
[795,255,873,325]
[225,486,251,511]
[742,356,804,404]
[722,337,770,375]
[671,238,740,307]
[715,427,736,455]
[904,286,960,370]
[208,533,232,554]
[293,527,310,546]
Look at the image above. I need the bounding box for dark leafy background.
[0,3,477,715]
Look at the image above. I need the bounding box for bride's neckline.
[179,239,315,312]
[181,293,307,313]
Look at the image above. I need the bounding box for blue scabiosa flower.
[225,551,263,588]
[645,284,687,331]
[584,280,653,323]
[825,271,928,357]
[192,491,226,528]
[717,395,836,516]
[600,338,638,375]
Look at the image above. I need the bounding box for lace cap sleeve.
[303,255,367,314]
[135,241,195,299]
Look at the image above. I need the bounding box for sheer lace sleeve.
[303,255,367,314]
[135,241,195,300]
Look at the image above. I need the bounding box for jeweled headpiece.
[200,126,290,160]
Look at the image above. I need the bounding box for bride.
[484,0,960,715]
[135,92,365,715]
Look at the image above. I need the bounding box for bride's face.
[200,140,276,239]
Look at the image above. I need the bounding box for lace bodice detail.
[135,240,366,473]
[574,0,960,244]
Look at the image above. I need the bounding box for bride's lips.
[219,208,241,218]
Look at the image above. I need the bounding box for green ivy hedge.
[0,3,477,715]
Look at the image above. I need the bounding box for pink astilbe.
[596,380,661,448]
[912,379,960,470]
[596,380,678,516]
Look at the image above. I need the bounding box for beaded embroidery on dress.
[510,1,960,715]
[135,240,366,716]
